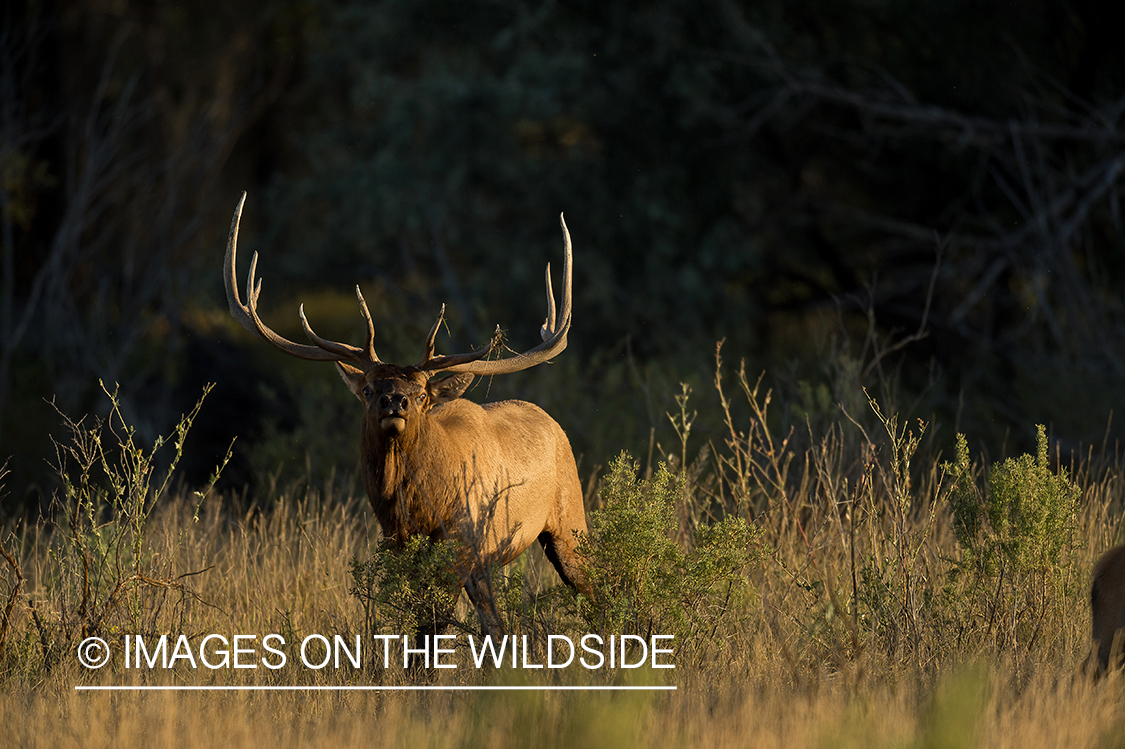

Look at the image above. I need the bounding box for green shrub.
[349,536,461,637]
[0,382,227,671]
[946,425,1079,577]
[942,425,1080,652]
[577,453,765,649]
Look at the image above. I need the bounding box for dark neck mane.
[360,417,456,543]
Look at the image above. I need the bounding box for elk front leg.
[462,568,505,639]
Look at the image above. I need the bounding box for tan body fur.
[364,398,586,557]
[357,382,589,589]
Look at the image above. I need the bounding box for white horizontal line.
[75,685,677,692]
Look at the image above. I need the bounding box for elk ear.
[428,373,474,404]
[336,362,367,402]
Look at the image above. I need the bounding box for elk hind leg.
[539,530,591,597]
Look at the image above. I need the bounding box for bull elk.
[1091,544,1125,674]
[223,192,589,633]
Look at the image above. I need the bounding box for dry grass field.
[2,365,1124,749]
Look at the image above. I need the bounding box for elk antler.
[224,192,378,365]
[225,192,572,376]
[420,214,573,376]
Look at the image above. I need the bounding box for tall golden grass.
[1,354,1124,748]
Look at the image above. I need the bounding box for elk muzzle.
[378,392,410,436]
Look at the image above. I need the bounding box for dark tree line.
[3,0,1124,500]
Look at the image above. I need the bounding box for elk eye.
[362,385,373,400]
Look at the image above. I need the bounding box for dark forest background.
[3,0,1124,505]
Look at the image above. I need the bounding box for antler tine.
[297,304,368,361]
[424,212,573,376]
[355,286,379,362]
[418,306,502,370]
[418,325,501,371]
[541,262,556,341]
[224,191,376,365]
[555,212,573,331]
[420,304,446,365]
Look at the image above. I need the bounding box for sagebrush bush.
[946,425,1079,577]
[943,425,1081,652]
[349,536,461,637]
[576,453,765,648]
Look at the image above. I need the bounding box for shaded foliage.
[266,0,1125,461]
[4,0,1125,503]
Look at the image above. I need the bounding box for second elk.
[1091,544,1125,674]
